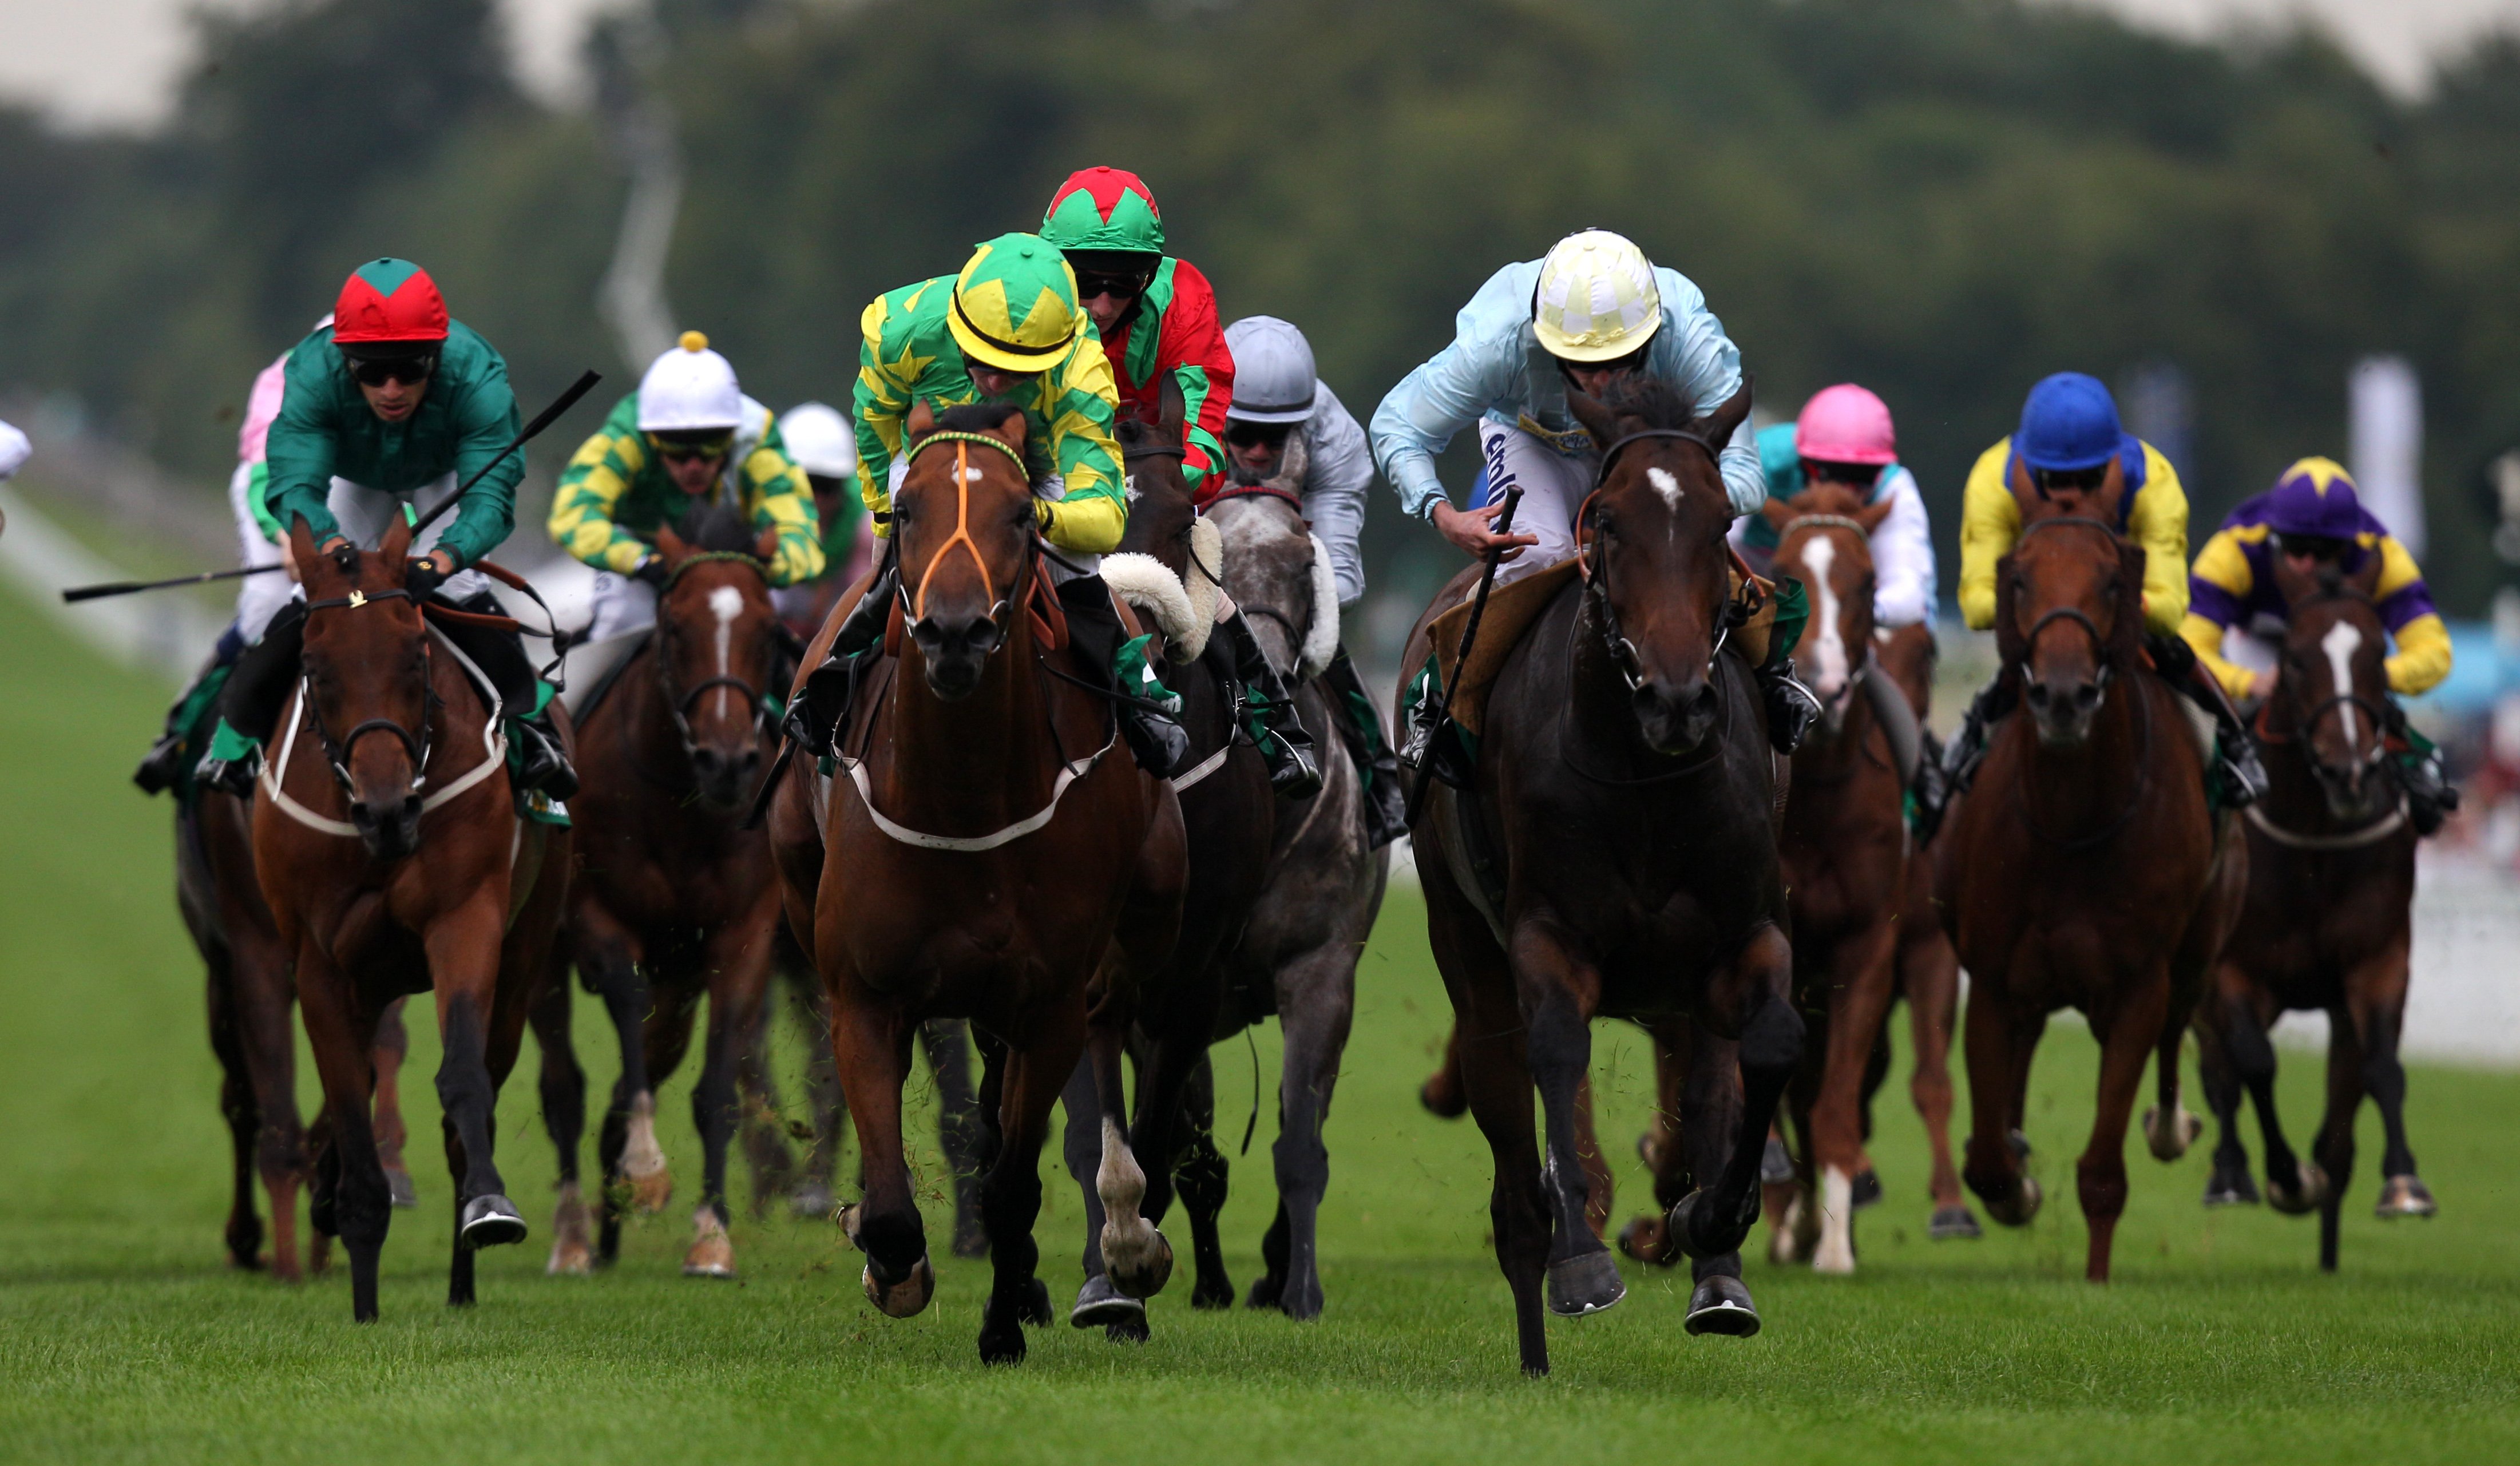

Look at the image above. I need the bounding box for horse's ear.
[2267,539,2319,609]
[2114,535,2148,661]
[987,404,1028,454]
[906,398,937,442]
[379,505,413,565]
[1854,496,1897,537]
[2092,455,2127,523]
[2008,451,2040,517]
[288,514,327,585]
[1566,388,1619,451]
[654,522,691,567]
[1992,549,2024,668]
[1158,371,1187,443]
[1757,497,1796,534]
[1703,375,1754,449]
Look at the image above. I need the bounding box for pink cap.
[1794,383,1896,466]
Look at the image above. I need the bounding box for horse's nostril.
[2026,682,2051,708]
[2074,684,2101,712]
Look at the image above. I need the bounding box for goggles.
[1225,421,1292,449]
[647,431,735,464]
[2277,533,2351,564]
[1072,270,1152,303]
[2031,464,2109,495]
[1803,459,1884,491]
[346,354,436,388]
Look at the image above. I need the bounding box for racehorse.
[1934,498,2241,1282]
[1405,378,1796,1376]
[768,401,1186,1364]
[530,504,790,1278]
[252,513,572,1320]
[2196,556,2430,1270]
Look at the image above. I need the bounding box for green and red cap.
[1040,167,1167,257]
[332,257,449,348]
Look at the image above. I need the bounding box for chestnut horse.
[2196,558,2429,1270]
[768,401,1186,1364]
[1404,379,1796,1376]
[254,514,572,1320]
[531,505,790,1279]
[1935,509,2239,1282]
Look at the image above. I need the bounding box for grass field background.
[4,580,2518,1464]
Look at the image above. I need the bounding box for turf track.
[3,581,2517,1464]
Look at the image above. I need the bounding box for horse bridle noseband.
[653,552,776,756]
[1576,427,1728,692]
[899,431,1031,645]
[2267,587,2395,782]
[299,584,433,797]
[1204,482,1318,683]
[2011,516,2123,694]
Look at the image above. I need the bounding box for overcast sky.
[2,0,2517,131]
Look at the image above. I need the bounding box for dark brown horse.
[1935,505,2240,1282]
[253,513,572,1320]
[531,506,790,1278]
[1404,379,1795,1376]
[2196,556,2429,1270]
[768,401,1186,1364]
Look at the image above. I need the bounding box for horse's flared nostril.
[2073,683,2102,713]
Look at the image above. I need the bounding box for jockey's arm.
[2125,443,2190,636]
[1660,293,1765,515]
[548,399,658,575]
[2374,537,2452,696]
[1159,259,1234,491]
[2182,525,2258,698]
[1369,292,1520,522]
[1870,467,1937,628]
[261,346,348,551]
[1955,440,2018,632]
[1033,343,1128,556]
[851,294,916,537]
[1303,385,1375,608]
[739,432,827,587]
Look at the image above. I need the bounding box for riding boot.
[2392,713,2459,836]
[786,556,898,760]
[1056,574,1190,778]
[1909,730,1952,842]
[1941,673,2016,796]
[197,600,310,798]
[2150,633,2265,810]
[1322,647,1405,847]
[1756,657,1821,756]
[437,591,579,802]
[1217,608,1323,798]
[135,627,247,796]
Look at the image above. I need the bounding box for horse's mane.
[1596,375,1707,436]
[674,500,759,554]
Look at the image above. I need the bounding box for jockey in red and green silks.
[1038,167,1237,494]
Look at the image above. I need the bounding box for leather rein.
[1574,426,1731,694]
[298,585,434,797]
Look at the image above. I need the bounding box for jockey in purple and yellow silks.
[2182,456,2457,830]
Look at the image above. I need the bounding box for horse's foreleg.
[1269,944,1358,1321]
[1090,1025,1174,1305]
[373,997,415,1210]
[1172,1053,1235,1309]
[207,956,264,1273]
[828,980,929,1319]
[1507,923,1622,1319]
[1057,1053,1129,1330]
[2315,1007,2368,1271]
[1616,1016,1693,1266]
[1675,924,1802,1269]
[2221,990,2315,1211]
[1810,921,1899,1275]
[2077,974,2169,1283]
[978,1009,1087,1366]
[688,917,773,1279]
[428,898,526,1301]
[1962,977,2043,1226]
[1900,921,1976,1235]
[584,937,662,1256]
[529,953,593,1275]
[2193,1000,2256,1207]
[2349,946,2430,1222]
[917,1019,985,1256]
[295,952,389,1321]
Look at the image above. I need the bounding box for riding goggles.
[1804,459,1884,491]
[2277,533,2351,563]
[1072,270,1152,303]
[1226,421,1292,449]
[346,354,437,387]
[647,431,736,463]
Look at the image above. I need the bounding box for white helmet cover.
[1532,230,1662,363]
[1222,316,1319,424]
[779,401,858,477]
[637,330,743,432]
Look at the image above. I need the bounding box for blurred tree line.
[7,0,2520,619]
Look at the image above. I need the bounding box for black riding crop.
[1403,484,1523,829]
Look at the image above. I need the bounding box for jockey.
[1941,371,2264,806]
[1037,167,1235,494]
[548,331,823,642]
[0,418,25,478]
[134,319,328,794]
[1737,383,1948,823]
[1218,314,1405,845]
[771,401,866,630]
[784,233,1314,794]
[1369,228,1812,751]
[2184,456,2458,831]
[193,258,577,802]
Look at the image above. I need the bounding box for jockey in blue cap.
[2185,456,2457,831]
[1941,372,2265,809]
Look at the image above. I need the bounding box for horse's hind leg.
[918,1019,987,1257]
[2193,1005,2257,1207]
[978,1011,1088,1366]
[295,956,391,1321]
[1810,924,1899,1275]
[1266,943,1360,1320]
[687,918,773,1279]
[207,954,265,1273]
[373,997,417,1210]
[2351,948,2432,1222]
[2223,993,2317,1212]
[1171,1053,1235,1309]
[584,938,661,1262]
[1057,1055,1130,1331]
[2314,1007,2368,1271]
[1505,924,1620,1319]
[1900,912,1976,1238]
[530,954,593,1275]
[1674,925,1803,1281]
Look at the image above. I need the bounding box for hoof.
[546,1237,593,1276]
[459,1194,528,1250]
[1850,1168,1883,1210]
[860,1252,935,1318]
[951,1213,990,1261]
[1190,1265,1237,1309]
[1418,1072,1467,1119]
[1983,1174,2042,1228]
[546,1183,593,1275]
[1637,1130,1667,1172]
[1015,1277,1053,1328]
[979,1294,1029,1366]
[1102,1224,1174,1301]
[682,1213,736,1279]
[384,1167,418,1210]
[1671,1186,1756,1260]
[1244,1273,1286,1312]
[789,1183,835,1220]
[1928,1205,1983,1241]
[2267,1161,2329,1216]
[1683,1274,1761,1337]
[1069,1274,1147,1329]
[2008,1129,2033,1162]
[2375,1174,2438,1219]
[1759,1135,1795,1186]
[1105,1314,1151,1344]
[1618,1213,1681,1267]
[1278,1273,1325,1322]
[2141,1105,2204,1162]
[1766,1193,1808,1266]
[1545,1248,1626,1316]
[627,1166,673,1215]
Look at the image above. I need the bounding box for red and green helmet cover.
[332,257,449,344]
[1040,167,1167,257]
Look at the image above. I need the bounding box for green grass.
[3,578,2517,1464]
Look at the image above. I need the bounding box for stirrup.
[134,732,191,797]
[1760,660,1820,755]
[514,716,580,802]
[197,749,261,800]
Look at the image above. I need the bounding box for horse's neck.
[1796,666,1879,778]
[877,626,1062,822]
[2011,666,2156,830]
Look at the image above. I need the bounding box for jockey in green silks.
[191,257,577,804]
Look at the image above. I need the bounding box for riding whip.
[61,369,603,604]
[1403,484,1523,828]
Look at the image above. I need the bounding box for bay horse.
[530,504,790,1279]
[2196,556,2429,1270]
[1404,378,1796,1376]
[254,513,572,1320]
[1934,503,2240,1282]
[768,401,1186,1365]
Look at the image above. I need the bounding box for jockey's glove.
[634,554,670,589]
[404,557,448,599]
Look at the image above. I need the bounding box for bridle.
[2010,516,2123,698]
[299,583,431,797]
[653,550,774,759]
[1204,481,1318,682]
[1774,510,1879,721]
[1574,426,1728,693]
[2004,516,2155,849]
[2261,588,2394,787]
[898,431,1030,646]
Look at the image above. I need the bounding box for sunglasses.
[2032,466,2109,495]
[649,433,734,463]
[1073,271,1150,302]
[2278,534,2349,563]
[1804,460,1884,490]
[347,355,435,387]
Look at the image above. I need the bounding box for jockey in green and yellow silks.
[2183,456,2458,831]
[1941,372,2265,807]
[549,331,823,643]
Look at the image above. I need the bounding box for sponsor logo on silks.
[522,790,570,827]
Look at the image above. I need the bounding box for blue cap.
[2016,373,2123,473]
